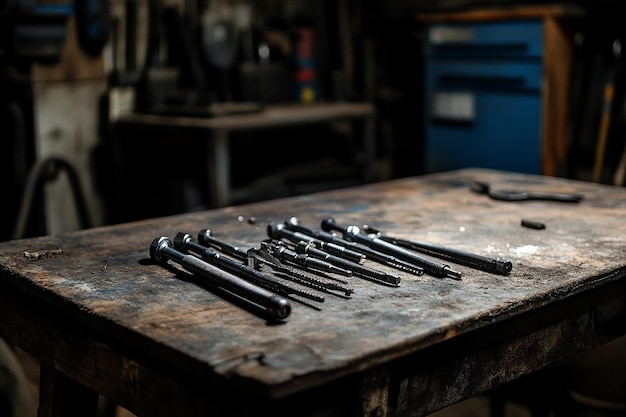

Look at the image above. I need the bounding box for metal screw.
[150,236,291,320]
[322,218,462,280]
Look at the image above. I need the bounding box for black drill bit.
[321,218,462,280]
[248,245,352,298]
[362,225,512,275]
[294,241,401,286]
[285,217,424,276]
[267,221,365,264]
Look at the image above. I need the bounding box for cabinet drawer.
[425,20,543,59]
[425,92,542,174]
[426,60,543,92]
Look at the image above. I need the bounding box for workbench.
[1,168,625,417]
[114,102,377,209]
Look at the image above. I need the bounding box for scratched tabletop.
[1,168,625,401]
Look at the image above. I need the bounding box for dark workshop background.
[1,0,626,242]
[2,2,626,417]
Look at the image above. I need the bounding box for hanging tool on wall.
[162,5,211,106]
[593,39,621,183]
[12,157,93,240]
[614,140,626,186]
[74,0,110,57]
[609,41,626,186]
[201,1,239,102]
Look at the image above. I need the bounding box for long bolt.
[321,218,462,280]
[248,247,343,295]
[270,244,354,296]
[271,244,353,278]
[267,221,365,264]
[174,233,324,303]
[285,217,424,276]
[150,236,291,320]
[197,229,247,261]
[295,241,401,286]
[362,225,512,275]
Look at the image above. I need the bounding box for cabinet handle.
[430,42,528,52]
[437,74,526,89]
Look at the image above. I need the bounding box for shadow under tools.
[285,294,322,311]
[148,258,288,325]
[353,274,401,288]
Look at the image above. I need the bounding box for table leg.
[38,364,98,417]
[359,367,390,417]
[207,130,230,208]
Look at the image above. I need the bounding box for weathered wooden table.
[1,168,625,417]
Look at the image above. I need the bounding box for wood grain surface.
[1,168,625,408]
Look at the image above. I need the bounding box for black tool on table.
[285,217,424,276]
[469,180,584,202]
[321,218,462,280]
[150,236,291,320]
[269,242,353,278]
[293,241,401,286]
[521,219,546,230]
[267,221,365,264]
[174,232,324,304]
[361,225,512,276]
[249,242,353,298]
[196,229,350,297]
[197,229,248,261]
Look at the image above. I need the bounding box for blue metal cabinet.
[423,20,545,174]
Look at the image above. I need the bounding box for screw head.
[150,236,172,263]
[173,232,192,251]
[197,229,213,244]
[320,217,336,232]
[345,225,361,236]
[294,241,310,254]
[266,221,284,239]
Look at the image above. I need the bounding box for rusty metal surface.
[1,168,625,404]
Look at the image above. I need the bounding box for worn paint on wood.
[1,168,625,410]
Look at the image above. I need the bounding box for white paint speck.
[514,245,540,255]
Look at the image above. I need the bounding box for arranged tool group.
[149,217,513,320]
